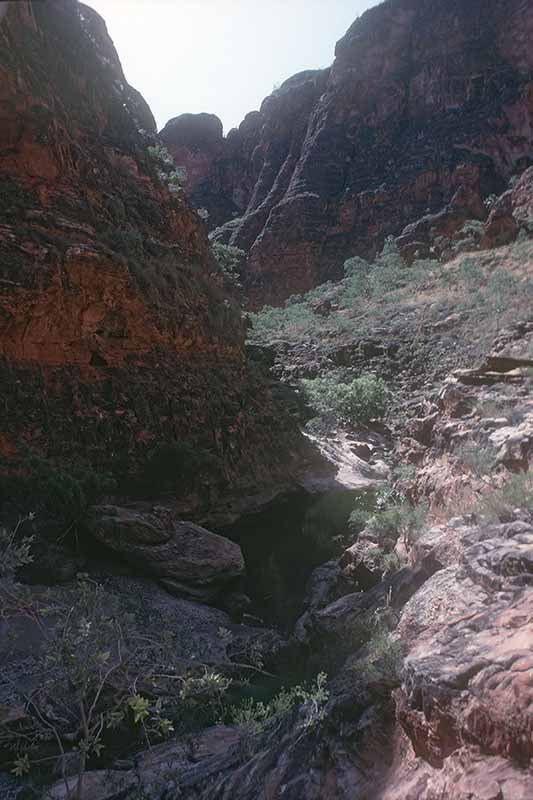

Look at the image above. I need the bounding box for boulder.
[490,420,533,472]
[87,505,244,601]
[482,167,533,249]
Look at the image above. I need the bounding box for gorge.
[0,1,532,799]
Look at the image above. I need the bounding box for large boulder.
[87,505,245,600]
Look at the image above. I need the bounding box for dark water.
[218,486,376,629]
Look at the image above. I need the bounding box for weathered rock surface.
[389,514,533,798]
[5,321,531,799]
[1,2,532,799]
[49,725,243,799]
[0,0,306,512]
[88,505,244,600]
[166,0,533,305]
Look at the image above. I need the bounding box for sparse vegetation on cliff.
[475,472,533,522]
[211,242,246,290]
[147,143,187,194]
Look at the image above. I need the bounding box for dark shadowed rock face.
[161,70,329,232]
[159,113,226,220]
[0,0,304,512]
[165,0,533,305]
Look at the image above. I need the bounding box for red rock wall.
[0,0,302,508]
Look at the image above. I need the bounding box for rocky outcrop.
[0,0,305,513]
[482,166,533,248]
[166,0,533,305]
[386,513,533,799]
[404,325,533,509]
[88,505,244,601]
[160,70,329,236]
[159,113,228,225]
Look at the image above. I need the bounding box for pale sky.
[87,0,377,134]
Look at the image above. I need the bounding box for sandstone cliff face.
[0,0,302,510]
[160,69,329,235]
[165,0,533,306]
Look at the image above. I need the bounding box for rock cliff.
[1,2,532,799]
[163,0,533,305]
[0,0,304,512]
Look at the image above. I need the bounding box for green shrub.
[342,238,412,304]
[248,239,433,343]
[348,541,402,578]
[348,507,373,535]
[349,486,427,550]
[458,257,485,289]
[485,269,520,317]
[366,502,427,547]
[358,629,403,686]
[337,603,402,681]
[449,221,484,256]
[392,464,417,483]
[248,302,318,340]
[231,672,328,741]
[347,488,381,535]
[1,576,228,791]
[147,143,187,194]
[302,374,387,428]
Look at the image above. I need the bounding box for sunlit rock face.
[165,0,533,306]
[0,0,303,510]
